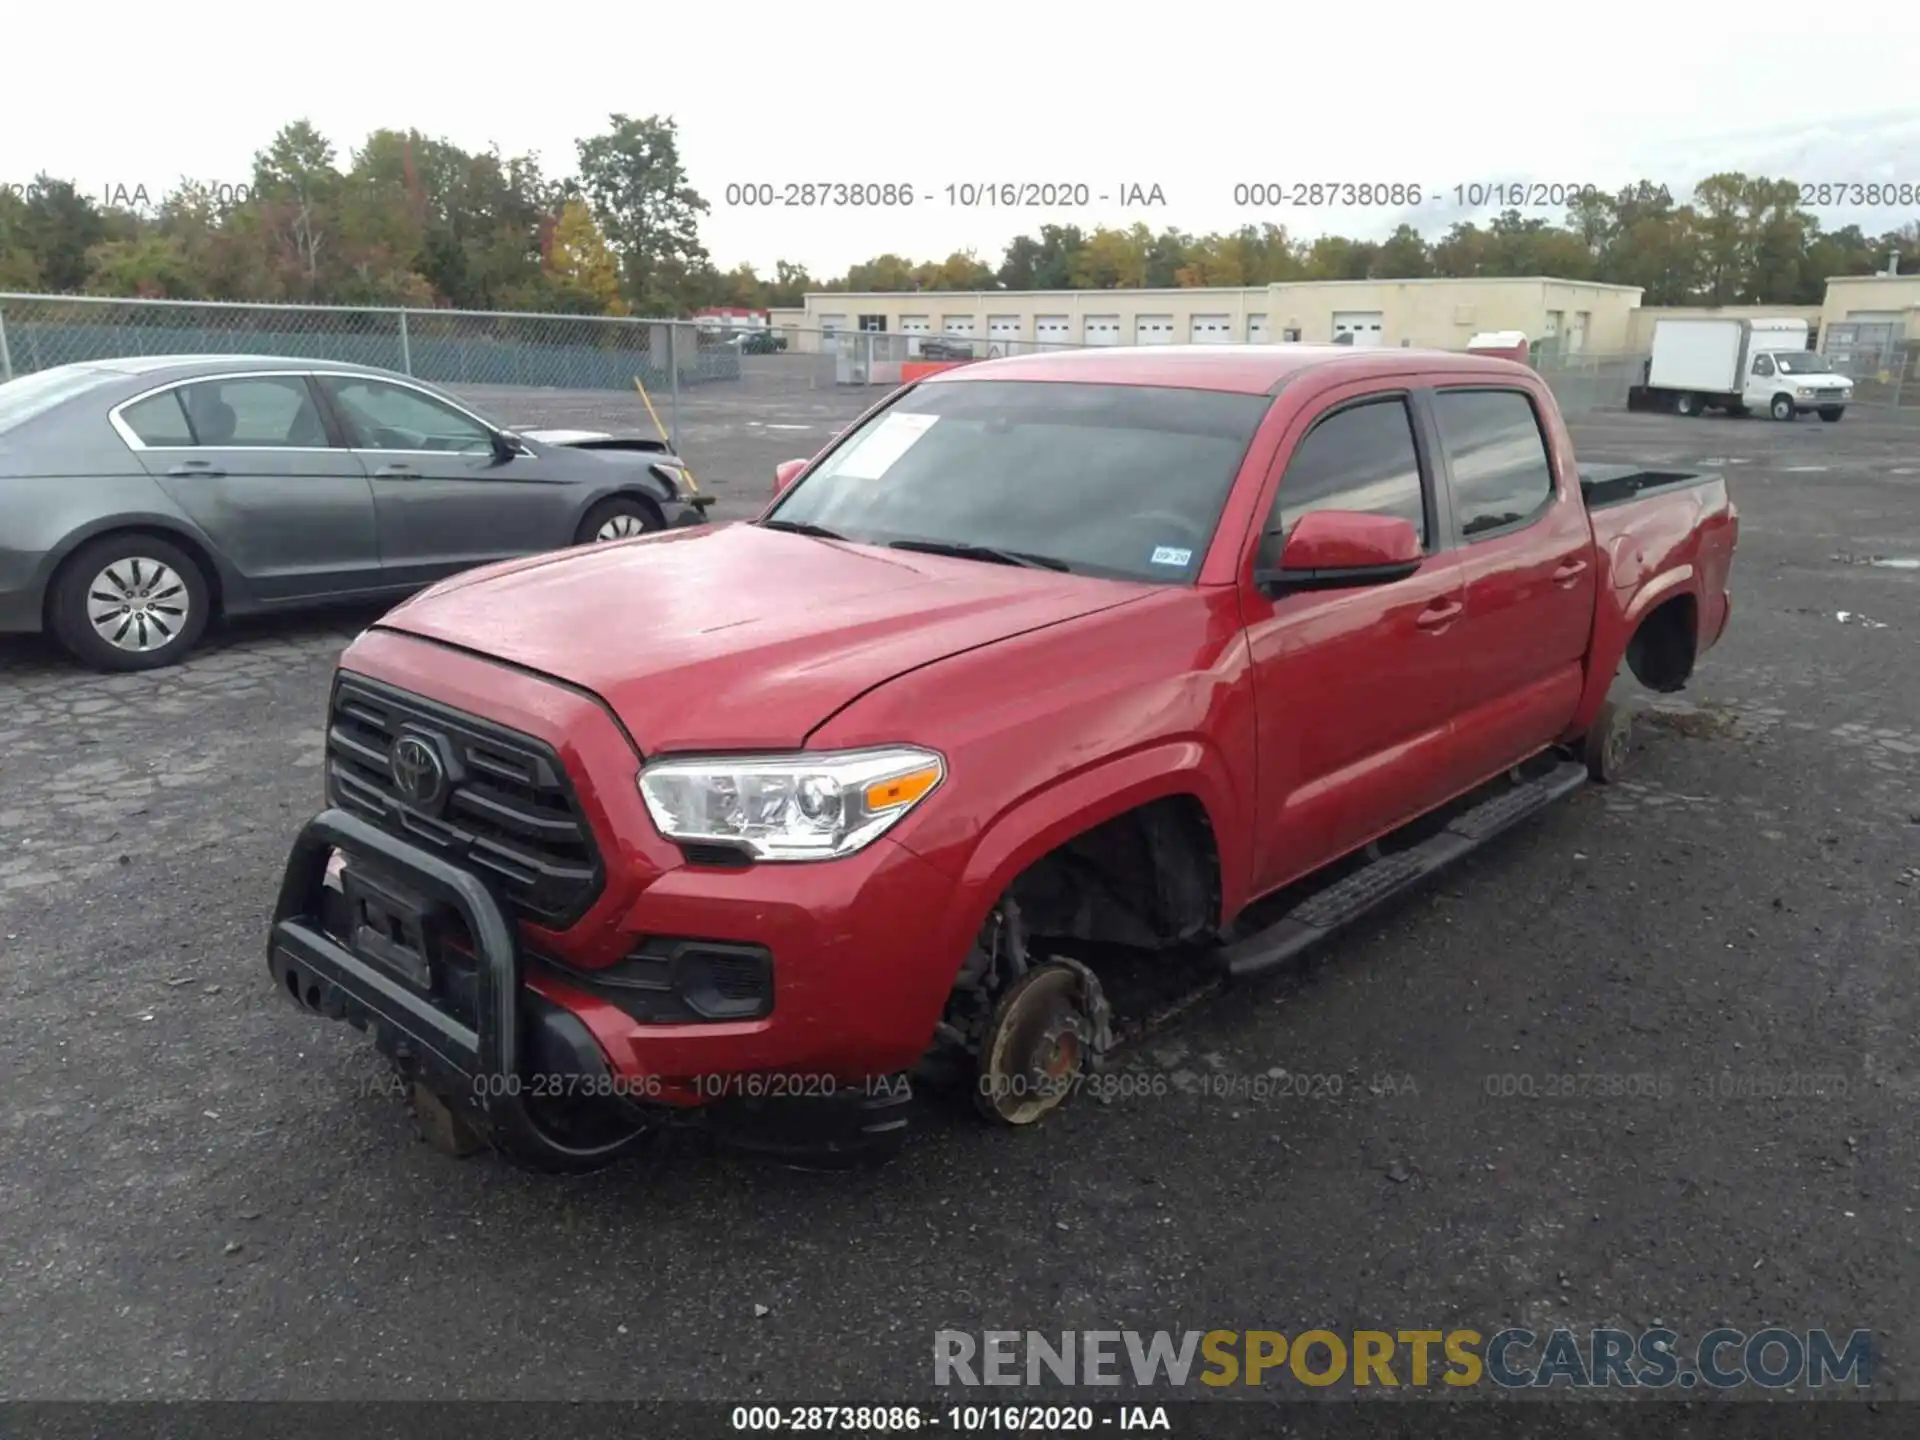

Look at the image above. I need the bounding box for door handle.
[1416,599,1463,629]
[1552,558,1589,584]
[167,462,224,478]
[374,464,419,479]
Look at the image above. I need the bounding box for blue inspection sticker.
[1150,545,1194,567]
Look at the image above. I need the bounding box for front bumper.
[269,807,655,1170]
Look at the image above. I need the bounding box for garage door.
[1248,315,1269,344]
[987,315,1022,355]
[1136,315,1175,345]
[1191,314,1233,344]
[900,316,931,333]
[1331,311,1385,347]
[1084,315,1122,346]
[942,316,976,338]
[1036,315,1072,346]
[819,315,848,351]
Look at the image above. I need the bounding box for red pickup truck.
[268,345,1737,1171]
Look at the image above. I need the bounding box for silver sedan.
[0,355,707,669]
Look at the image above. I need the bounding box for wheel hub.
[975,958,1113,1126]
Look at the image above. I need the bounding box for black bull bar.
[267,807,649,1169]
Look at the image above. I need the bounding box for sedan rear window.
[0,366,119,436]
[766,380,1271,583]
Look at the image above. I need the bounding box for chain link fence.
[1821,321,1913,409]
[0,294,1771,429]
[0,293,758,446]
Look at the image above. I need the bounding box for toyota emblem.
[390,735,446,807]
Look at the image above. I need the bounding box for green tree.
[574,114,709,312]
[8,176,109,292]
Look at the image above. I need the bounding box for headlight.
[1797,387,1814,398]
[637,746,945,861]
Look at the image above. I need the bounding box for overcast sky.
[5,1,1918,277]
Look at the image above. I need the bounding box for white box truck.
[1629,316,1852,421]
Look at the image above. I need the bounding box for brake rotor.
[974,958,1113,1126]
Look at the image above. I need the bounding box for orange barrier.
[901,360,969,383]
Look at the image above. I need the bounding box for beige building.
[1819,273,1920,341]
[779,277,1644,355]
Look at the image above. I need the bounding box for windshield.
[764,380,1271,583]
[1773,353,1835,375]
[0,365,118,436]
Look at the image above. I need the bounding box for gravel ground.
[1,387,1916,1404]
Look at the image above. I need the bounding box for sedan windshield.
[0,365,119,436]
[763,380,1271,583]
[1774,353,1835,375]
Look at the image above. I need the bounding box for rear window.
[0,366,118,436]
[768,380,1272,583]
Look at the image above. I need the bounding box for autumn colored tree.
[545,198,627,315]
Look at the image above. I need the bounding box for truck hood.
[375,522,1149,752]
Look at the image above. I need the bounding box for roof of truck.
[928,343,1532,395]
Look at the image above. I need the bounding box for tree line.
[2,116,1915,318]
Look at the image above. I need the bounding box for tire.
[575,493,665,545]
[1674,392,1700,417]
[1583,699,1637,784]
[48,533,210,672]
[1770,394,1797,421]
[1819,407,1845,423]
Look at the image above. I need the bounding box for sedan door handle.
[374,464,419,479]
[1416,599,1464,629]
[1552,558,1590,584]
[167,461,224,478]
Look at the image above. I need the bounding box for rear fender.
[1566,565,1698,739]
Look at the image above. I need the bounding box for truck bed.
[1577,464,1719,510]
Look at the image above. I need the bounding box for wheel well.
[1625,592,1697,693]
[1006,794,1223,950]
[44,525,225,627]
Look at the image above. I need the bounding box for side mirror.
[1254,510,1422,596]
[489,430,520,463]
[773,458,807,496]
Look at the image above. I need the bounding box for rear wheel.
[576,494,665,545]
[1674,392,1701,417]
[48,533,210,672]
[1583,699,1637,784]
[1770,394,1797,421]
[1819,407,1845,423]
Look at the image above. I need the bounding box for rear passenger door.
[1240,387,1472,894]
[115,373,383,604]
[1429,385,1598,783]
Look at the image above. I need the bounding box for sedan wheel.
[596,512,652,541]
[50,534,210,672]
[88,557,190,653]
[575,495,665,546]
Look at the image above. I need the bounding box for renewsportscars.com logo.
[934,1327,1873,1390]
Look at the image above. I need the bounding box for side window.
[1753,355,1775,377]
[175,376,329,448]
[323,377,492,453]
[118,390,195,447]
[1267,396,1427,548]
[1433,389,1556,539]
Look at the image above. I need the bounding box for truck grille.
[324,674,603,929]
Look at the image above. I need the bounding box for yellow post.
[633,375,698,493]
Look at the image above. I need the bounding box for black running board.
[1221,759,1589,979]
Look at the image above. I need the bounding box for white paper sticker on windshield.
[1150,546,1193,567]
[833,412,939,480]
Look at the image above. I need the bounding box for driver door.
[315,374,571,587]
[1744,353,1777,410]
